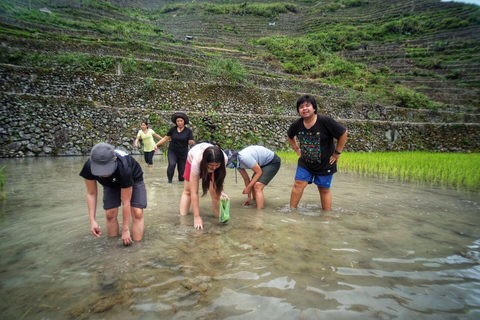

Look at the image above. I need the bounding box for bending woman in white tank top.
[180,143,228,229]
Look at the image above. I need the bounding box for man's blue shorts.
[294,166,333,188]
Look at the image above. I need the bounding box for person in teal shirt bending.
[225,145,281,209]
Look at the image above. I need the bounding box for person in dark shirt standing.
[287,95,348,211]
[156,112,195,183]
[79,143,146,246]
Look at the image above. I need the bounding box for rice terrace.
[0,0,479,319]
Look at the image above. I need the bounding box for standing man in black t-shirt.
[156,112,195,183]
[287,95,348,211]
[79,143,147,246]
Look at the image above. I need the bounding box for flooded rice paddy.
[0,155,479,319]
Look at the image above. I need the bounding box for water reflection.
[0,156,479,319]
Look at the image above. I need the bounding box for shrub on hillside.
[283,62,301,74]
[159,3,186,14]
[207,58,248,84]
[391,86,433,109]
[446,69,464,80]
[341,0,368,7]
[200,2,298,19]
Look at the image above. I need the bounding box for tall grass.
[156,2,298,19]
[207,58,248,84]
[277,151,480,193]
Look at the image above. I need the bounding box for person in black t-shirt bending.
[156,112,195,183]
[287,95,348,211]
[79,143,146,246]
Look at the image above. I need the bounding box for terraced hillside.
[0,0,479,157]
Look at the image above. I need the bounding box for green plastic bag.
[219,197,230,223]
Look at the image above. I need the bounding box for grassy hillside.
[1,0,478,111]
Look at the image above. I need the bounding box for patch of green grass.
[207,58,248,84]
[391,86,433,109]
[0,0,170,42]
[341,151,480,192]
[150,1,299,19]
[278,151,480,192]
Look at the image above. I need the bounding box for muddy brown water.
[0,156,479,319]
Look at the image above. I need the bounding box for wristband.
[334,150,341,155]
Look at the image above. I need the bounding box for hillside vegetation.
[0,0,479,155]
[2,0,479,108]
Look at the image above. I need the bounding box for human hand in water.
[122,229,133,246]
[194,216,203,230]
[243,195,251,206]
[242,186,251,195]
[91,221,101,237]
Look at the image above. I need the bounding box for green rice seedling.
[279,151,479,193]
[339,152,480,192]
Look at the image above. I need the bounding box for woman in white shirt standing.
[180,143,228,230]
[134,121,162,168]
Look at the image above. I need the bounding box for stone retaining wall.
[2,65,478,124]
[2,94,479,157]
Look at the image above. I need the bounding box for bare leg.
[209,181,221,218]
[105,208,119,237]
[179,180,191,216]
[253,182,266,209]
[318,187,332,211]
[131,207,144,241]
[290,180,308,208]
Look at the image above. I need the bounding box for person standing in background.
[156,112,195,183]
[134,121,162,168]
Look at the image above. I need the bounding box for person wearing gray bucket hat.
[80,143,147,246]
[156,112,194,183]
[225,145,281,209]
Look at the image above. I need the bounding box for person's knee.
[105,209,118,221]
[293,180,307,191]
[132,208,144,221]
[253,183,265,193]
[318,187,331,195]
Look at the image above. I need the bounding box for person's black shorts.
[254,154,281,185]
[103,180,147,210]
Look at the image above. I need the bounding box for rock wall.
[2,65,479,123]
[2,93,479,157]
